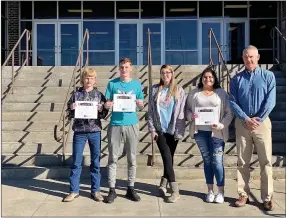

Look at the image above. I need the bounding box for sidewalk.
[2,178,285,217]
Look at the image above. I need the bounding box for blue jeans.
[194,130,225,186]
[69,131,101,193]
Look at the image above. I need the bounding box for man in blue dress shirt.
[229,45,276,211]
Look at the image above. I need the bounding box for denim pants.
[194,130,225,186]
[69,131,101,193]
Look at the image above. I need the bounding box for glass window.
[224,1,247,18]
[20,21,32,50]
[59,1,81,19]
[83,22,115,50]
[199,1,222,18]
[83,1,114,19]
[250,1,277,18]
[34,1,57,19]
[257,49,274,64]
[165,21,197,50]
[141,1,163,19]
[166,1,197,19]
[20,1,32,19]
[116,1,139,19]
[250,19,277,49]
[84,52,115,66]
[165,51,198,65]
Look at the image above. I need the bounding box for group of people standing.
[62,45,276,212]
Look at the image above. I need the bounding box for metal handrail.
[271,26,286,64]
[147,28,155,166]
[208,28,231,92]
[1,29,31,100]
[54,29,89,162]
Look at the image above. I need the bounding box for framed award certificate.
[75,101,98,119]
[113,94,136,112]
[195,107,219,125]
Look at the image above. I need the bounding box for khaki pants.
[235,117,273,202]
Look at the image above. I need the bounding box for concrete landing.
[2,178,285,217]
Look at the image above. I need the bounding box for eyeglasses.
[161,71,172,75]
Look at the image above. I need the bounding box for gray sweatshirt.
[185,87,233,142]
[147,84,186,140]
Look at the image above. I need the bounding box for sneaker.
[105,188,117,204]
[91,192,104,202]
[62,193,79,202]
[126,186,141,202]
[214,192,224,204]
[206,191,215,203]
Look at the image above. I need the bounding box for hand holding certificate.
[113,94,136,112]
[194,106,219,125]
[75,101,98,119]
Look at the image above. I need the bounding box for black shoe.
[125,186,141,202]
[105,188,117,203]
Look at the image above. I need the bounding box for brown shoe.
[91,192,104,202]
[263,201,274,211]
[62,193,79,202]
[235,195,249,207]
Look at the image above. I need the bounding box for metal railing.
[271,26,286,64]
[1,29,31,101]
[147,28,155,166]
[208,28,231,93]
[54,29,90,164]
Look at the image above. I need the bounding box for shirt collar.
[245,66,260,75]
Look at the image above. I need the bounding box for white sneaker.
[214,192,224,203]
[206,191,215,203]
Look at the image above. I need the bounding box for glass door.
[199,20,223,64]
[223,19,248,64]
[58,22,80,66]
[116,21,139,65]
[34,22,57,66]
[141,22,163,65]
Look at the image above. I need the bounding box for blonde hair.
[157,64,179,100]
[80,67,97,87]
[119,57,132,66]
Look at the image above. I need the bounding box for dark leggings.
[156,132,178,182]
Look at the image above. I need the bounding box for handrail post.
[218,47,221,85]
[147,28,155,167]
[11,52,15,94]
[62,111,66,165]
[26,31,29,66]
[209,29,212,65]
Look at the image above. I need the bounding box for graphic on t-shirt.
[159,92,173,109]
[117,89,134,95]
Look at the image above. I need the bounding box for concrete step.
[1,69,202,80]
[273,71,286,78]
[269,112,286,121]
[2,120,151,132]
[276,85,286,93]
[276,77,286,86]
[1,152,285,168]
[1,166,285,180]
[2,87,110,95]
[272,121,286,132]
[2,78,112,87]
[1,141,238,155]
[1,111,147,121]
[1,166,284,181]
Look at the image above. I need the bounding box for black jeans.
[156,132,178,182]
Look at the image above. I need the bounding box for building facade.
[1,1,284,66]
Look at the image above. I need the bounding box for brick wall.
[7,1,20,65]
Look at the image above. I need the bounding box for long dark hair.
[197,67,221,89]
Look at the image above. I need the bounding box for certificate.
[195,107,219,125]
[75,101,98,119]
[113,94,136,112]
